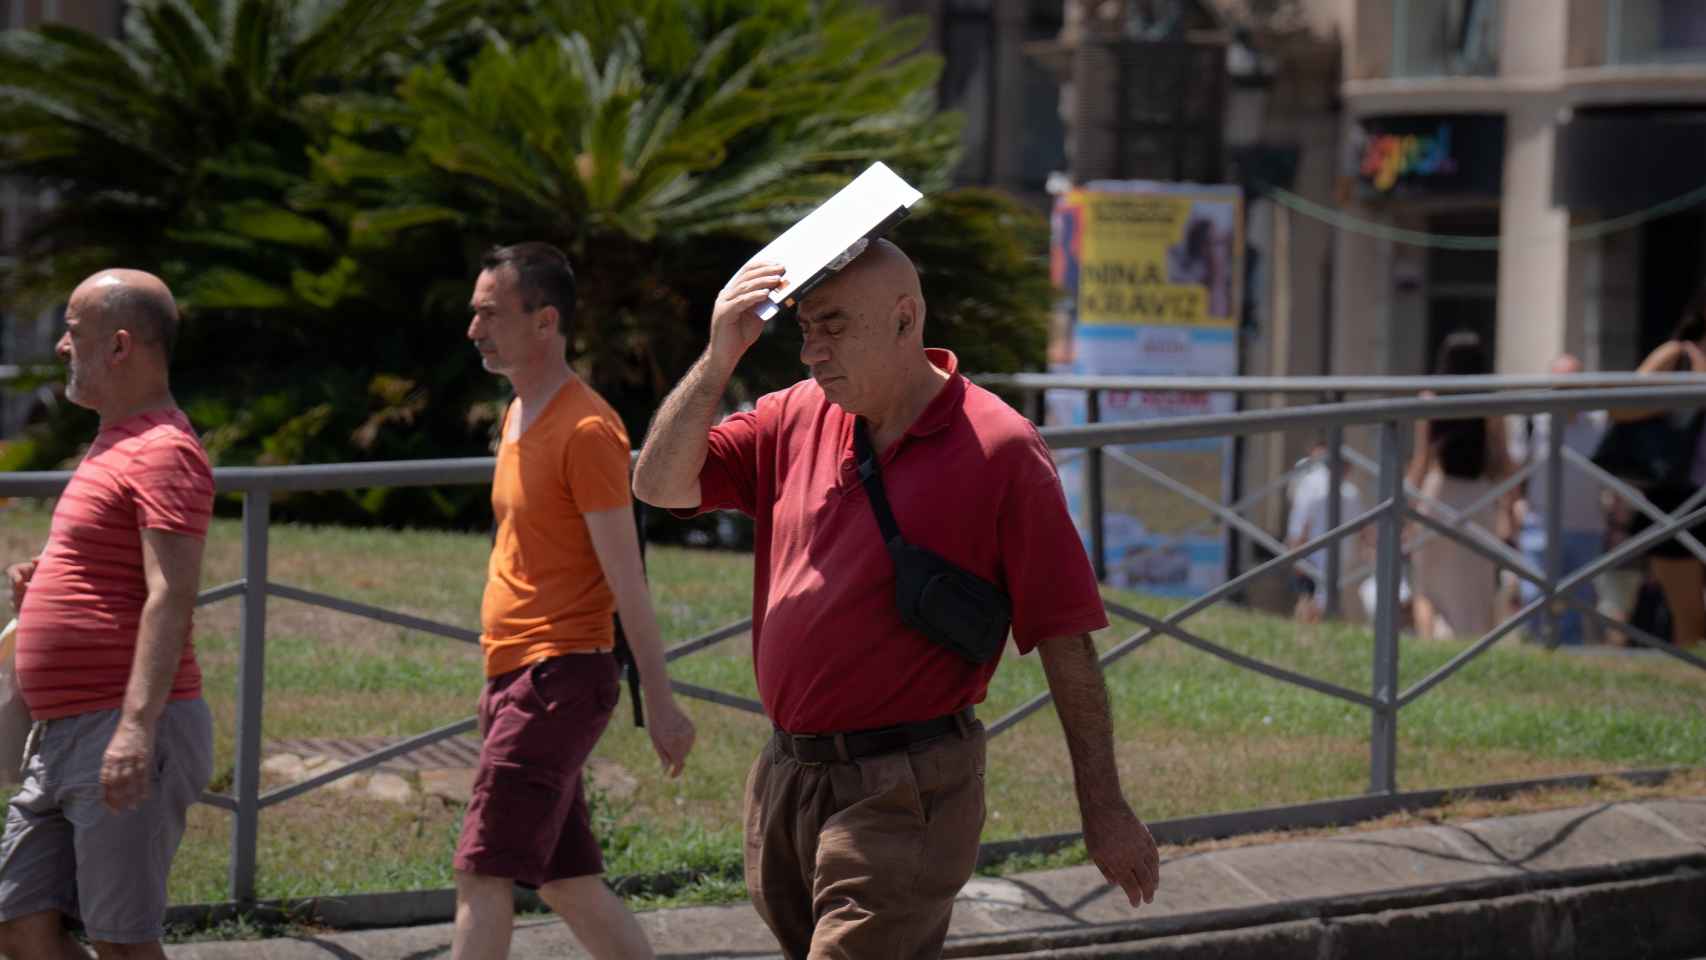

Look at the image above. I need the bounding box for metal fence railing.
[3,375,1705,906]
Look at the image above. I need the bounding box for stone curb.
[940,853,1706,959]
[955,865,1706,959]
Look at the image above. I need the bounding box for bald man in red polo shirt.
[635,240,1160,959]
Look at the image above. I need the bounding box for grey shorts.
[0,698,213,944]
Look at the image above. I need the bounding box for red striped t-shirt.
[16,408,213,720]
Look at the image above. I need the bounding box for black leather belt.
[771,708,975,765]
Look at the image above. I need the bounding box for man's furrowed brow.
[801,308,849,327]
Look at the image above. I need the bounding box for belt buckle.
[784,732,828,767]
[786,731,852,765]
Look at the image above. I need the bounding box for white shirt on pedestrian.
[1505,411,1608,535]
[1286,458,1365,597]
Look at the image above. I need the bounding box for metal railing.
[3,375,1706,906]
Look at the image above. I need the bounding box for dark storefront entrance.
[1639,210,1706,356]
[1425,210,1500,367]
[1557,106,1706,361]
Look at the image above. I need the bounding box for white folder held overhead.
[751,162,924,321]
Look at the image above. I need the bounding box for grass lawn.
[2,501,1703,910]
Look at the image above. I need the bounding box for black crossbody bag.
[853,419,1012,664]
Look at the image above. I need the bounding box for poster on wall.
[1048,182,1243,598]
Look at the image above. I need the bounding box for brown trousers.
[743,723,987,960]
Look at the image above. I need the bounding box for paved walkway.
[166,796,1706,959]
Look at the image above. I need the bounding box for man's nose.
[800,333,829,365]
[55,331,70,359]
[467,316,481,340]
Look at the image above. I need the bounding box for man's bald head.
[1550,354,1582,376]
[834,238,923,305]
[804,238,926,342]
[69,269,180,362]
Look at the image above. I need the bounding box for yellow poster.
[1075,190,1240,327]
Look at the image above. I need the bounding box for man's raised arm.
[633,261,782,508]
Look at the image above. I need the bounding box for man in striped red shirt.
[1,270,214,960]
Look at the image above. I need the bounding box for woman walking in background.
[1408,331,1513,640]
[1612,290,1706,649]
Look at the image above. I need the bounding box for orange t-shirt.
[480,378,631,677]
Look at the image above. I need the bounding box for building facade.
[1336,0,1706,378]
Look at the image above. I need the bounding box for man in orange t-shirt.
[452,243,696,960]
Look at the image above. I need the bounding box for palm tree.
[0,0,1052,529]
[0,0,493,483]
[327,0,1048,431]
[0,0,484,310]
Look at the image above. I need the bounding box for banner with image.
[1049,183,1243,597]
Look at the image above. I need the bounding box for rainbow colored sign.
[1359,123,1457,193]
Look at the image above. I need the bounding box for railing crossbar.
[1339,446,1526,556]
[985,622,1165,738]
[1569,600,1706,672]
[1122,502,1391,645]
[267,582,479,645]
[1397,593,1549,708]
[196,580,246,606]
[663,619,753,663]
[1403,506,1545,586]
[670,681,764,715]
[1105,446,1300,572]
[1103,598,1377,708]
[1561,447,1706,565]
[1556,501,1706,597]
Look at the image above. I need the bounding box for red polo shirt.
[683,349,1107,733]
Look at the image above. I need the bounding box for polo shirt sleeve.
[126,434,214,539]
[675,409,761,518]
[566,415,632,514]
[999,431,1108,653]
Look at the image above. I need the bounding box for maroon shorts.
[453,653,620,887]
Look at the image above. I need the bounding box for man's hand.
[1083,798,1161,907]
[101,717,155,812]
[7,561,35,613]
[709,261,784,369]
[645,694,696,778]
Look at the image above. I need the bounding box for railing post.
[1370,420,1403,794]
[1086,389,1106,581]
[1030,388,1047,427]
[229,490,269,905]
[1324,394,1345,619]
[1543,409,1565,647]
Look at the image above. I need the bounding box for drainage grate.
[263,735,482,772]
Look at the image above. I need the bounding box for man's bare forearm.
[1040,634,1126,811]
[633,352,735,508]
[122,590,193,729]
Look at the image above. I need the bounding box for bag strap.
[852,419,904,546]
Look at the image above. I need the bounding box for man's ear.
[110,327,133,365]
[894,294,919,339]
[535,304,560,338]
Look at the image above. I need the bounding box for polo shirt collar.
[906,348,964,439]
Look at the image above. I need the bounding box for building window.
[1608,0,1706,65]
[1392,0,1500,78]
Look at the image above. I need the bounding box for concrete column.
[1495,101,1570,374]
[1495,0,1569,374]
[1332,205,1391,375]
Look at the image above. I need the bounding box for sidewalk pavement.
[166,796,1706,959]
